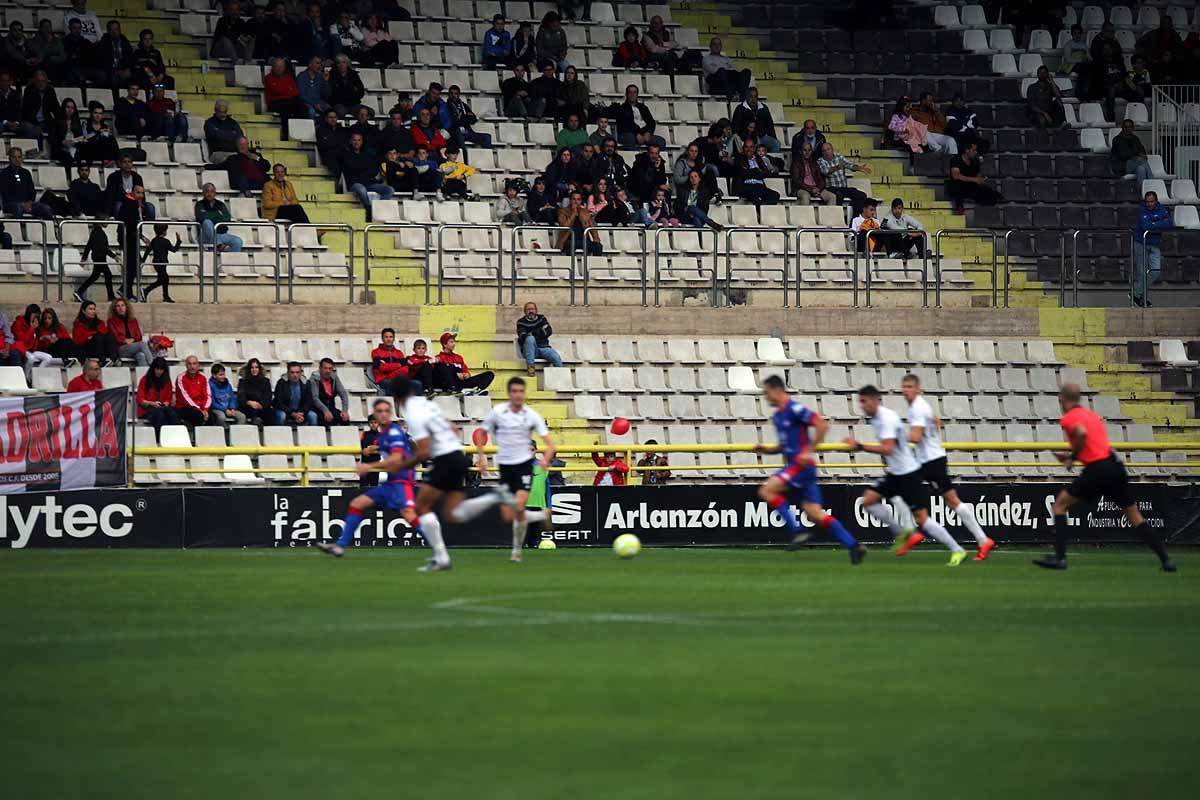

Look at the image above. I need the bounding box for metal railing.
[793,227,859,307]
[287,223,354,305]
[584,225,649,306]
[211,221,276,304]
[863,229,930,307]
[1002,227,1070,309]
[436,222,503,304]
[723,226,791,307]
[136,220,205,303]
[1151,85,1200,180]
[1068,227,1139,307]
[933,228,1001,307]
[363,222,433,304]
[510,224,578,305]
[652,225,721,307]
[0,218,52,302]
[55,219,120,303]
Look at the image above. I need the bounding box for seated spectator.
[433,332,495,394]
[136,356,178,432]
[672,141,718,197]
[592,451,629,485]
[1135,15,1182,70]
[557,111,589,153]
[225,137,270,194]
[574,142,601,195]
[310,357,350,425]
[529,61,563,120]
[556,191,603,255]
[0,71,33,139]
[851,199,882,254]
[328,55,365,118]
[544,146,579,199]
[67,357,103,392]
[611,84,665,150]
[888,97,956,156]
[909,92,958,155]
[482,13,512,69]
[438,147,475,199]
[1096,42,1141,123]
[558,65,590,123]
[28,19,67,85]
[210,363,245,426]
[790,118,827,164]
[68,163,106,217]
[412,145,442,192]
[94,20,133,97]
[516,302,563,374]
[446,84,491,150]
[195,182,243,252]
[49,97,85,168]
[496,179,533,225]
[1059,23,1090,98]
[297,56,330,118]
[1150,48,1182,86]
[1133,190,1171,307]
[586,176,610,217]
[947,142,1001,214]
[733,141,781,206]
[376,107,411,159]
[1129,56,1153,101]
[642,187,679,227]
[106,297,157,365]
[264,57,311,135]
[732,87,780,153]
[237,357,272,426]
[211,0,254,63]
[1110,119,1151,182]
[347,104,380,153]
[176,354,217,427]
[598,186,634,225]
[597,137,629,189]
[132,28,171,90]
[79,101,119,165]
[263,162,309,224]
[63,0,102,44]
[204,99,244,160]
[511,21,536,71]
[71,300,118,363]
[1026,65,1066,128]
[942,94,988,154]
[62,18,100,87]
[1089,21,1124,66]
[410,107,447,157]
[817,142,872,215]
[501,64,539,118]
[589,116,613,148]
[359,14,398,66]
[614,25,649,69]
[637,442,671,485]
[557,0,591,22]
[878,198,925,259]
[372,327,409,394]
[643,14,699,75]
[299,4,337,62]
[315,108,347,176]
[147,84,187,143]
[526,176,558,224]
[329,11,365,61]
[629,142,669,203]
[674,168,723,230]
[273,361,318,426]
[1,21,33,84]
[702,37,750,99]
[1,147,53,219]
[695,121,736,178]
[791,140,835,205]
[19,70,57,139]
[535,12,569,76]
[114,83,150,139]
[35,307,73,362]
[341,131,395,218]
[381,147,418,194]
[253,2,292,64]
[405,338,435,391]
[75,222,117,301]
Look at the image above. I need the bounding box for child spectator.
[439,148,475,199]
[482,14,512,69]
[236,357,272,426]
[852,200,883,254]
[71,300,119,364]
[592,451,629,486]
[405,338,434,392]
[139,223,181,303]
[382,147,418,193]
[209,363,245,426]
[75,222,117,302]
[136,356,178,431]
[360,413,381,487]
[434,332,494,395]
[496,179,533,225]
[642,187,679,226]
[412,145,442,192]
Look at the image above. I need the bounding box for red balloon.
[471,427,489,447]
[610,417,631,436]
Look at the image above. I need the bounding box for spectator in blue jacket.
[482,14,512,69]
[411,82,451,130]
[296,56,331,117]
[1132,190,1171,307]
[210,363,246,425]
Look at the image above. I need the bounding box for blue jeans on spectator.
[454,127,493,150]
[1126,157,1152,182]
[200,218,243,251]
[1132,241,1161,303]
[706,68,752,98]
[618,132,667,150]
[757,134,782,153]
[273,408,319,426]
[519,338,564,368]
[634,208,656,226]
[349,182,395,214]
[151,113,189,142]
[683,205,712,227]
[4,201,53,219]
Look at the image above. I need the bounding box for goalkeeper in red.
[754,374,867,564]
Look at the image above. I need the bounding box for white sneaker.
[417,558,453,572]
[316,542,345,557]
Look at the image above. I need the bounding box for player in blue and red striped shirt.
[754,374,865,564]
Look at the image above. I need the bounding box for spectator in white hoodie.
[878,198,925,260]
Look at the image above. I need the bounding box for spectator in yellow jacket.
[262,163,310,224]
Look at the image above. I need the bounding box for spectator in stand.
[62,19,99,87]
[556,190,603,255]
[71,300,118,364]
[1150,48,1183,86]
[251,4,287,62]
[1096,42,1141,123]
[1129,56,1153,101]
[209,363,245,426]
[79,101,119,165]
[438,147,475,199]
[195,182,243,252]
[106,297,156,365]
[204,100,244,161]
[237,357,272,426]
[46,95,78,165]
[851,199,882,254]
[1,147,53,219]
[592,450,629,486]
[211,1,254,64]
[347,104,381,153]
[482,14,512,69]
[791,140,835,205]
[501,64,539,118]
[67,357,103,392]
[434,332,494,395]
[132,28,170,91]
[297,4,336,62]
[790,118,826,163]
[342,131,394,218]
[273,361,318,426]
[702,37,751,99]
[68,163,106,217]
[36,307,73,362]
[817,141,872,215]
[675,168,723,230]
[19,70,58,139]
[359,14,398,66]
[733,141,781,206]
[176,354,216,427]
[629,141,669,203]
[412,145,442,192]
[598,136,630,189]
[328,55,365,118]
[942,94,988,154]
[496,179,533,225]
[1060,23,1090,98]
[557,111,589,154]
[574,142,602,195]
[589,116,613,148]
[225,137,270,194]
[643,14,699,76]
[263,162,309,224]
[1111,119,1151,182]
[586,176,610,218]
[637,441,670,485]
[909,92,958,155]
[1132,190,1171,308]
[516,302,562,374]
[405,338,434,391]
[29,19,67,84]
[611,83,664,150]
[136,356,177,432]
[512,21,536,71]
[94,20,133,100]
[381,147,418,194]
[411,106,448,158]
[63,0,102,43]
[359,412,381,486]
[673,141,720,197]
[694,121,735,179]
[878,198,925,260]
[0,71,32,138]
[329,11,365,62]
[446,84,490,151]
[614,25,649,69]
[139,223,181,303]
[529,60,563,120]
[1026,65,1067,128]
[0,22,32,83]
[117,185,153,298]
[558,0,591,21]
[1135,15,1182,70]
[1089,21,1123,65]
[558,66,590,124]
[598,186,634,225]
[545,146,579,199]
[371,327,410,394]
[732,88,780,153]
[114,84,149,140]
[297,56,331,118]
[316,108,346,175]
[526,176,558,224]
[644,186,679,226]
[264,57,311,136]
[888,97,955,155]
[147,84,187,143]
[947,141,1001,214]
[310,357,350,425]
[535,11,569,76]
[104,153,143,214]
[376,107,412,158]
[75,222,116,302]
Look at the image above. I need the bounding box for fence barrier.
[510,224,578,305]
[55,218,120,304]
[863,229,930,307]
[933,228,1001,307]
[211,221,276,304]
[137,220,204,303]
[724,226,791,307]
[363,222,432,304]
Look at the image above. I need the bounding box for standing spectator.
[117,185,152,298]
[1132,191,1171,308]
[75,222,117,302]
[341,131,394,218]
[733,141,781,206]
[731,87,780,152]
[529,61,563,120]
[501,64,539,117]
[114,83,149,139]
[1111,119,1151,182]
[791,140,835,205]
[909,92,958,155]
[211,1,254,63]
[592,451,629,486]
[273,361,318,426]
[614,25,649,68]
[611,83,665,150]
[225,137,270,194]
[433,332,495,395]
[67,357,103,392]
[482,14,512,69]
[511,21,536,71]
[147,85,187,143]
[942,94,988,154]
[106,297,156,365]
[445,84,490,150]
[237,357,272,426]
[136,356,178,432]
[204,100,244,160]
[139,223,181,303]
[176,354,216,427]
[817,141,872,215]
[296,56,330,118]
[132,28,171,91]
[71,300,119,363]
[371,327,409,394]
[310,357,351,425]
[359,14,398,66]
[629,142,669,203]
[104,153,146,215]
[36,307,73,362]
[1,147,52,219]
[516,302,563,375]
[328,54,365,117]
[195,182,243,252]
[63,0,102,43]
[496,179,533,225]
[297,4,336,62]
[790,118,827,163]
[68,163,105,217]
[637,442,670,485]
[674,168,723,230]
[359,413,382,487]
[94,19,133,100]
[947,142,1001,214]
[263,163,309,224]
[18,71,58,138]
[878,198,925,259]
[575,142,602,195]
[535,11,569,76]
[264,57,311,136]
[1026,65,1066,128]
[210,363,246,426]
[702,37,751,99]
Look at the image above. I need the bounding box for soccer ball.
[613,533,642,559]
[537,539,557,551]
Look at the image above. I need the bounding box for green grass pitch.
[2,546,1198,800]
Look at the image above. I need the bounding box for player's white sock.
[954,503,988,545]
[450,492,502,522]
[920,518,964,554]
[512,520,527,557]
[523,509,548,523]
[866,503,904,536]
[889,496,913,529]
[418,512,450,564]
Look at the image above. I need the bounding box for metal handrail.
[792,227,858,307]
[722,226,791,307]
[863,229,930,308]
[207,221,277,304]
[363,222,433,305]
[652,225,721,307]
[435,222,503,304]
[286,223,354,304]
[0,218,52,301]
[135,220,205,303]
[583,225,649,306]
[55,219,121,303]
[1001,227,1071,309]
[933,228,1002,307]
[509,224,577,305]
[1069,226,1137,307]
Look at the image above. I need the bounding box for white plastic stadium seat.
[934,5,962,29]
[960,5,987,27]
[1079,128,1109,153]
[0,366,35,395]
[1160,339,1198,367]
[727,367,759,394]
[962,29,990,52]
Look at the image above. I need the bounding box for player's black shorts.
[1067,455,1133,509]
[423,450,470,492]
[872,469,930,512]
[919,456,955,494]
[499,459,534,494]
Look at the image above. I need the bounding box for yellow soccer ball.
[537,539,557,550]
[613,533,642,559]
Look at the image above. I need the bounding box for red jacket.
[72,319,108,346]
[175,371,211,412]
[10,316,34,354]
[136,375,173,416]
[615,40,650,67]
[405,353,433,378]
[371,344,407,384]
[264,72,300,105]
[436,350,470,376]
[592,453,629,486]
[412,124,447,152]
[107,315,142,346]
[67,375,103,393]
[36,323,70,351]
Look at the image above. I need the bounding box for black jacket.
[610,100,656,136]
[132,44,166,81]
[204,115,244,153]
[116,194,154,241]
[0,165,37,203]
[376,122,413,158]
[114,97,149,137]
[516,314,554,348]
[93,33,133,71]
[105,170,144,207]
[236,373,272,411]
[789,130,827,161]
[316,120,348,159]
[328,68,365,109]
[629,152,668,202]
[272,377,314,414]
[596,151,629,188]
[1110,131,1147,174]
[731,101,776,140]
[19,86,58,127]
[340,147,380,187]
[0,86,20,125]
[674,183,715,217]
[69,179,106,217]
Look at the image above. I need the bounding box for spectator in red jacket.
[136,355,178,431]
[175,354,216,427]
[106,297,156,366]
[264,57,311,137]
[35,307,73,362]
[613,25,649,68]
[71,300,119,364]
[433,332,494,395]
[592,451,629,486]
[370,327,409,394]
[405,338,434,392]
[67,358,104,392]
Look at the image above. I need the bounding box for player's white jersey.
[483,402,548,465]
[905,394,945,464]
[403,395,462,458]
[870,406,920,476]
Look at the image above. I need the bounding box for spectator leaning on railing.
[1132,190,1172,308]
[516,302,563,375]
[310,357,351,425]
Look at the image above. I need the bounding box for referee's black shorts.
[871,469,929,512]
[919,456,955,494]
[498,459,534,495]
[1067,455,1133,509]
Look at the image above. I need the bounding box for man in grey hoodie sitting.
[878,198,925,260]
[310,357,351,425]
